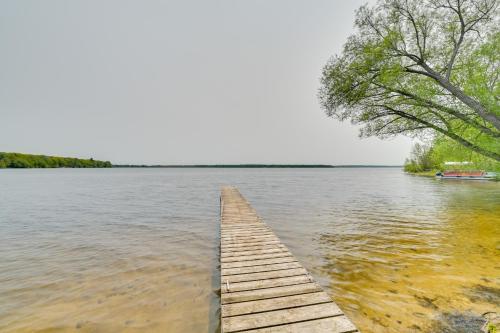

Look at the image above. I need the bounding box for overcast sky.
[1,0,413,165]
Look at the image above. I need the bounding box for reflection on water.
[0,169,499,333]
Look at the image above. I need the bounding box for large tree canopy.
[320,0,500,161]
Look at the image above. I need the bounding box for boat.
[435,170,497,180]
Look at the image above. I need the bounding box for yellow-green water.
[322,204,499,332]
[0,169,498,332]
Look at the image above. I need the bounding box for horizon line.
[112,164,403,168]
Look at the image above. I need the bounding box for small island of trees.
[0,152,112,168]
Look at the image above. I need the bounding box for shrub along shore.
[403,137,500,180]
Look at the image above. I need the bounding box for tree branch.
[381,105,500,161]
[375,84,500,138]
[405,61,500,130]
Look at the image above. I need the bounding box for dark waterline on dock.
[0,168,498,332]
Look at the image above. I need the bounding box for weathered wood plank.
[221,247,289,258]
[221,275,312,293]
[238,316,359,333]
[221,244,286,253]
[221,260,301,276]
[221,282,323,304]
[221,227,271,233]
[222,252,292,263]
[222,239,280,246]
[222,233,273,238]
[222,225,269,230]
[222,291,334,317]
[222,240,281,247]
[221,240,283,251]
[222,232,275,238]
[222,235,280,243]
[222,268,308,283]
[222,303,344,332]
[222,256,296,269]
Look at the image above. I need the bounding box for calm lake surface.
[1,168,499,333]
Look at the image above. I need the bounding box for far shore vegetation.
[0,154,405,169]
[0,152,112,168]
[113,164,402,168]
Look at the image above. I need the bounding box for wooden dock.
[220,187,359,333]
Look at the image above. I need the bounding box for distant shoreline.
[0,152,403,169]
[112,164,403,168]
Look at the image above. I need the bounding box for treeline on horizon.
[113,164,401,168]
[114,164,335,168]
[0,152,112,168]
[0,152,404,169]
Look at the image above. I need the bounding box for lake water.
[0,168,499,333]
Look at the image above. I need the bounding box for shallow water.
[0,168,498,333]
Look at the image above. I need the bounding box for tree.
[404,142,436,172]
[319,0,500,161]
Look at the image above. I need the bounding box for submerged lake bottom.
[0,168,499,333]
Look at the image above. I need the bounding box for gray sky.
[1,0,413,165]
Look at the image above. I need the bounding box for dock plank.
[221,262,303,276]
[221,275,312,293]
[221,282,323,304]
[222,303,344,332]
[221,248,289,258]
[222,256,297,269]
[221,252,292,263]
[241,316,359,333]
[222,292,334,317]
[222,268,308,283]
[220,187,359,333]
